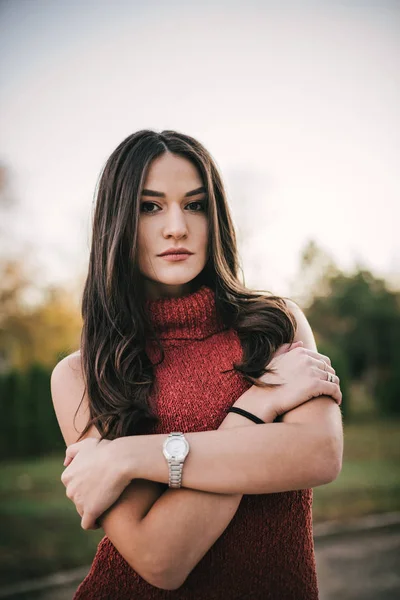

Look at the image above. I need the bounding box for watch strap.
[168,459,184,488]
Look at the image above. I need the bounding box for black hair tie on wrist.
[226,406,265,424]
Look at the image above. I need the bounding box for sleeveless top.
[73,284,319,599]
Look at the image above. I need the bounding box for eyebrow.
[141,186,206,198]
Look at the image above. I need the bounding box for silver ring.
[327,372,333,382]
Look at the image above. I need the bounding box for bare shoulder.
[281,297,317,351]
[51,350,84,398]
[50,350,100,446]
[282,297,303,315]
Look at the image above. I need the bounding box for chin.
[156,274,198,286]
[143,268,205,288]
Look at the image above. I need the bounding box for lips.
[158,249,193,256]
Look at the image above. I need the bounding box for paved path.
[2,514,400,599]
[314,521,400,599]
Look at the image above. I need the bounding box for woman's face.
[137,152,209,300]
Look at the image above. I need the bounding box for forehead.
[144,152,203,193]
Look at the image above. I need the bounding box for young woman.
[51,129,343,599]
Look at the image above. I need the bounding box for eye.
[140,201,207,214]
[186,201,206,212]
[140,202,160,214]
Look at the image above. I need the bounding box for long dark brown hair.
[75,129,297,441]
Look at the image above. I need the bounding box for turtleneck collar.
[144,284,226,341]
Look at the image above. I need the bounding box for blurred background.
[0,0,399,598]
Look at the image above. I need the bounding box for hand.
[259,343,342,419]
[61,437,131,530]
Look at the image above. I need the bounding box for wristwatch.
[162,432,190,488]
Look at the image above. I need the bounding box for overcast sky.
[1,0,399,299]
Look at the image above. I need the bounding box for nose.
[162,204,188,238]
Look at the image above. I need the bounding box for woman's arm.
[115,300,342,496]
[55,302,342,589]
[98,395,277,591]
[99,304,342,588]
[99,409,267,590]
[97,393,341,589]
[116,398,341,496]
[52,353,277,590]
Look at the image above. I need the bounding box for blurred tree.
[291,240,341,308]
[0,258,82,372]
[292,241,400,417]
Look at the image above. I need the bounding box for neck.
[144,284,226,344]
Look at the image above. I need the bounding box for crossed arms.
[51,302,343,590]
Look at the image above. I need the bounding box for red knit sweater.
[73,284,319,599]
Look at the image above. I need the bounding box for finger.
[81,512,97,531]
[304,349,331,366]
[288,341,303,349]
[315,368,340,386]
[61,468,74,487]
[65,444,81,464]
[311,357,336,376]
[315,380,342,405]
[304,350,334,371]
[274,340,303,357]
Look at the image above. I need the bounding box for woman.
[51,129,343,599]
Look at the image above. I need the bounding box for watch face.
[165,438,188,459]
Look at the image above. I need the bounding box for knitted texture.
[73,285,319,599]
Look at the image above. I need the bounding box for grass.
[313,418,400,521]
[1,419,399,586]
[0,455,104,586]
